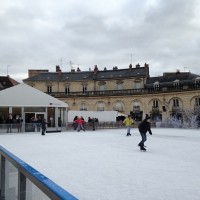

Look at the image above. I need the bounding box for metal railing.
[0,145,78,200]
[0,123,62,134]
[64,122,141,131]
[46,84,200,98]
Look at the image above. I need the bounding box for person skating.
[74,117,85,132]
[123,115,134,136]
[41,119,48,135]
[138,115,152,151]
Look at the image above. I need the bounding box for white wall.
[67,111,127,122]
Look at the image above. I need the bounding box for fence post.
[18,172,26,200]
[0,156,5,199]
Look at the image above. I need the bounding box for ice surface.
[1,128,200,200]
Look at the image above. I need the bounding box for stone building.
[23,64,200,122]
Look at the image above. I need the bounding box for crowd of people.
[2,113,153,151]
[72,116,99,132]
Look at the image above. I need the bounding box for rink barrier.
[0,145,78,200]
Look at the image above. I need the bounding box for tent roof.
[0,84,68,107]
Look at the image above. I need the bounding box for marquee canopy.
[0,83,68,108]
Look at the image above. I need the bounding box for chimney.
[94,65,98,75]
[77,67,81,72]
[135,63,140,68]
[56,65,62,72]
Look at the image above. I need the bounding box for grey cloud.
[0,0,200,81]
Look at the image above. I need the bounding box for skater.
[74,117,85,132]
[41,119,48,135]
[73,116,78,130]
[123,115,134,136]
[138,116,152,151]
[6,114,13,133]
[88,117,96,131]
[16,116,23,132]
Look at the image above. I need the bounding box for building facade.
[23,64,200,122]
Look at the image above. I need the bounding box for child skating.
[123,115,134,136]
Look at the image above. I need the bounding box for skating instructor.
[138,115,152,151]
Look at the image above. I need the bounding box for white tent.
[0,83,68,108]
[0,84,68,131]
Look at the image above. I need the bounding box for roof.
[23,67,149,82]
[0,76,19,91]
[146,72,200,85]
[0,84,68,107]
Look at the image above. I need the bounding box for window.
[133,101,141,111]
[65,86,70,94]
[135,82,142,89]
[47,86,52,94]
[117,83,123,90]
[133,105,140,110]
[114,102,123,111]
[83,86,87,93]
[80,103,87,111]
[97,102,104,111]
[173,80,180,88]
[153,100,158,108]
[173,98,179,107]
[195,97,200,106]
[153,81,159,91]
[195,77,200,87]
[99,85,105,91]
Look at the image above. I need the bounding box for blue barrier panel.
[0,145,78,200]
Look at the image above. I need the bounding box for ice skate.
[138,144,146,147]
[140,146,146,151]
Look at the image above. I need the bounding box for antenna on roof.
[7,65,10,76]
[69,61,75,72]
[128,53,134,65]
[60,58,63,68]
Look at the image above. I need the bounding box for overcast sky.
[1,0,200,82]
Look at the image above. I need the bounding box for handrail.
[0,145,78,200]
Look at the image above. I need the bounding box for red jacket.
[74,119,85,125]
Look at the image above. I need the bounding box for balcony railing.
[46,84,200,98]
[152,106,160,111]
[172,106,180,111]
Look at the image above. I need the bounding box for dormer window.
[173,79,180,87]
[153,81,159,90]
[195,77,200,87]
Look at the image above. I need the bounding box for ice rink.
[0,128,200,200]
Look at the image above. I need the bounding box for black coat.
[138,119,152,135]
[41,120,48,130]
